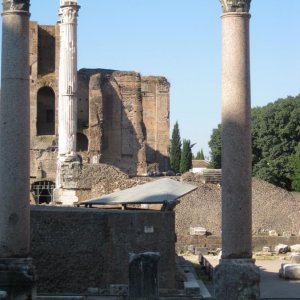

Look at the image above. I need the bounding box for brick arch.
[37,86,55,135]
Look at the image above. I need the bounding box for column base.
[214,258,260,300]
[0,258,35,300]
[53,188,78,206]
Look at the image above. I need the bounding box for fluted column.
[214,1,260,299]
[58,0,79,164]
[0,0,34,298]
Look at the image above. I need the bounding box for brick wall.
[31,206,176,293]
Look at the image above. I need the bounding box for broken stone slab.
[190,227,207,236]
[290,253,300,264]
[279,263,300,280]
[262,246,271,253]
[184,281,200,296]
[274,244,290,254]
[269,230,278,236]
[283,231,292,238]
[291,244,300,252]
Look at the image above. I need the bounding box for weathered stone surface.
[279,263,300,280]
[3,0,30,12]
[220,0,251,13]
[275,244,290,254]
[29,22,170,200]
[290,253,300,264]
[214,259,260,300]
[291,244,300,252]
[31,207,175,293]
[0,258,35,300]
[269,230,278,236]
[1,0,31,258]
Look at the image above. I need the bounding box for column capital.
[59,3,80,24]
[2,0,30,12]
[220,0,251,13]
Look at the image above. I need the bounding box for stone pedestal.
[129,252,160,300]
[214,259,260,300]
[0,258,35,300]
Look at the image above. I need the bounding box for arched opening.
[76,132,88,152]
[37,86,55,135]
[31,180,55,205]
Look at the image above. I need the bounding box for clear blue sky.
[2,0,300,158]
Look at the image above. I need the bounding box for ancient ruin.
[29,21,170,205]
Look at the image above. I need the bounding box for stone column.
[55,0,80,205]
[214,1,260,299]
[0,0,34,298]
[58,0,79,164]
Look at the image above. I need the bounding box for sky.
[2,0,300,158]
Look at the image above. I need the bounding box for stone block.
[262,246,271,253]
[290,253,300,264]
[279,263,300,280]
[274,244,290,254]
[110,284,128,296]
[195,247,208,256]
[283,231,292,238]
[214,259,260,300]
[184,281,200,296]
[290,244,300,252]
[269,230,278,236]
[190,227,206,236]
[187,245,195,254]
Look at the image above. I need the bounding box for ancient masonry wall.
[141,76,170,171]
[31,206,176,293]
[29,23,170,194]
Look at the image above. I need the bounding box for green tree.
[180,139,194,173]
[288,143,300,191]
[170,121,181,173]
[195,149,205,160]
[208,124,221,168]
[208,94,300,190]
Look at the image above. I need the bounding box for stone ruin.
[29,22,170,204]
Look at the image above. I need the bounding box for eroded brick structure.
[29,22,170,203]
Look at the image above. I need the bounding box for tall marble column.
[58,0,79,165]
[55,0,80,205]
[0,0,34,298]
[214,1,260,299]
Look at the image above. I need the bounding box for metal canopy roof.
[78,178,197,207]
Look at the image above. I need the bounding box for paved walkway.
[203,255,300,299]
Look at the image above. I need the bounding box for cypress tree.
[180,139,193,173]
[170,121,181,173]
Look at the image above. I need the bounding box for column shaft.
[58,3,79,159]
[0,10,30,258]
[221,13,252,258]
[0,1,35,298]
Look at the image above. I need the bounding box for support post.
[0,0,35,298]
[214,1,260,299]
